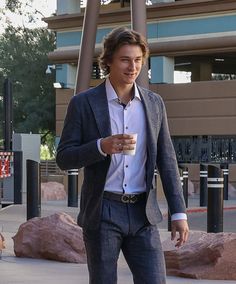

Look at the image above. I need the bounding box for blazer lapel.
[87,82,111,138]
[138,86,160,191]
[138,87,159,155]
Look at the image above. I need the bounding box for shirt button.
[126,165,128,168]
[125,126,128,129]
[124,184,127,187]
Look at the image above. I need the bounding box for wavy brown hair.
[99,27,149,76]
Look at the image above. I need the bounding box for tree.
[5,0,27,12]
[0,25,56,154]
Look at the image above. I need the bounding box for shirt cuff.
[97,139,107,157]
[171,213,187,221]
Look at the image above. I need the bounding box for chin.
[124,77,137,84]
[124,80,135,85]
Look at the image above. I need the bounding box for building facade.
[44,0,236,184]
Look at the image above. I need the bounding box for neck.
[109,78,134,104]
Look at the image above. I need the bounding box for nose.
[128,60,136,70]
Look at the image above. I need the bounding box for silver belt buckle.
[121,194,138,203]
[121,194,130,203]
[130,194,138,203]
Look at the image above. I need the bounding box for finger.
[115,138,136,148]
[175,238,183,248]
[176,234,184,247]
[175,230,188,248]
[123,138,136,145]
[122,144,135,151]
[179,230,185,241]
[113,134,134,139]
[123,134,135,139]
[183,230,189,243]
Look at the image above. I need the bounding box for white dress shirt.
[98,78,187,221]
[103,78,147,194]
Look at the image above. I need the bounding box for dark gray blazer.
[56,81,186,230]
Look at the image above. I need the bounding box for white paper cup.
[123,133,137,156]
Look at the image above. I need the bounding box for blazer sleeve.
[156,97,186,215]
[56,95,107,170]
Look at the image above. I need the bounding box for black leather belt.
[103,191,146,204]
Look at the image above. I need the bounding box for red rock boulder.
[162,231,236,280]
[41,181,66,201]
[13,212,86,263]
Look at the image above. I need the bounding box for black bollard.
[220,163,229,201]
[68,169,78,207]
[3,78,13,151]
[200,164,208,207]
[26,159,41,220]
[14,151,23,204]
[207,165,223,233]
[168,166,188,231]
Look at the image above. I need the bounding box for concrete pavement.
[1,197,236,284]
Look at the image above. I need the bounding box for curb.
[187,206,236,214]
[162,205,236,217]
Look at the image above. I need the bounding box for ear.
[107,57,113,67]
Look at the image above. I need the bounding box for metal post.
[179,166,183,187]
[182,167,188,208]
[3,78,13,151]
[221,163,229,200]
[168,211,171,232]
[131,0,149,89]
[26,159,41,220]
[14,151,23,204]
[68,169,78,207]
[207,165,223,233]
[200,164,208,206]
[0,179,3,207]
[179,165,188,207]
[74,0,100,94]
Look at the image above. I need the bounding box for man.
[56,27,189,284]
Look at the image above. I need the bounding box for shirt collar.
[105,77,141,103]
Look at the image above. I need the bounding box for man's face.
[108,44,143,86]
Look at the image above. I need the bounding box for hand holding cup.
[122,133,137,155]
[100,133,137,155]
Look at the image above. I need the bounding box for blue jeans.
[83,198,166,284]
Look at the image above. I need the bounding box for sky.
[0,0,56,33]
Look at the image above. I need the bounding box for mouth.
[125,73,136,77]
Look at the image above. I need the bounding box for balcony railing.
[40,160,64,176]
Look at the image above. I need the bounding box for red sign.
[0,152,13,178]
